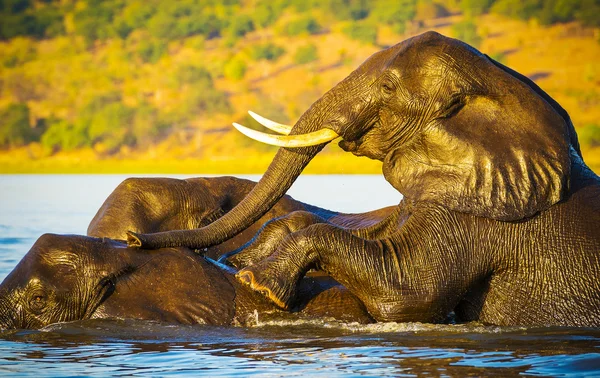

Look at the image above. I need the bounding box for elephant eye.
[29,294,46,313]
[441,95,464,117]
[380,78,396,94]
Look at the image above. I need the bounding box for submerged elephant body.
[127,32,600,327]
[0,233,372,329]
[0,177,379,329]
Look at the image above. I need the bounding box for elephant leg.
[224,211,327,268]
[237,223,464,322]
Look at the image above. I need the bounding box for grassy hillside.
[0,0,599,173]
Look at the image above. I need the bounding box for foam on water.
[252,317,526,334]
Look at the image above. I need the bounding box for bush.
[88,102,135,151]
[459,0,494,17]
[224,57,247,80]
[0,1,64,39]
[491,0,543,21]
[371,0,416,34]
[282,16,321,36]
[134,37,167,63]
[415,1,451,20]
[487,51,507,64]
[175,65,214,87]
[146,3,223,41]
[40,119,90,152]
[227,14,254,37]
[253,3,279,28]
[451,19,482,48]
[131,103,166,146]
[343,22,377,45]
[578,124,600,148]
[0,103,38,148]
[325,0,370,21]
[575,0,600,27]
[250,43,285,61]
[73,1,121,45]
[294,44,319,64]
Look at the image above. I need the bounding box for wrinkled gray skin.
[0,177,384,329]
[130,32,600,327]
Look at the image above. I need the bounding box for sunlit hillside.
[0,0,599,173]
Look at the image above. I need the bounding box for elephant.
[126,31,600,327]
[0,176,391,329]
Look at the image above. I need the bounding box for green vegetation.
[250,43,286,61]
[224,57,248,80]
[343,22,378,45]
[491,0,600,26]
[0,0,599,166]
[294,44,319,64]
[579,124,600,147]
[371,0,417,34]
[451,19,482,48]
[0,103,38,148]
[281,16,321,36]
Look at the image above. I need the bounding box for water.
[1,174,599,376]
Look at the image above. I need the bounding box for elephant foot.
[236,268,296,310]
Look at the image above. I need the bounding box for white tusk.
[232,122,339,148]
[248,111,292,135]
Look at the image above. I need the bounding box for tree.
[281,16,321,36]
[343,22,378,45]
[250,43,285,61]
[458,0,494,17]
[0,103,37,148]
[325,0,370,21]
[371,0,416,34]
[88,102,135,151]
[451,19,482,48]
[40,119,90,153]
[491,0,543,21]
[224,56,247,80]
[294,44,319,64]
[579,124,600,148]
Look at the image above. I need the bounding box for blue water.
[0,174,599,377]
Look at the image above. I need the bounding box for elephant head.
[0,233,374,329]
[129,31,577,249]
[0,234,236,329]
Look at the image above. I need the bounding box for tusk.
[248,111,292,135]
[232,123,339,148]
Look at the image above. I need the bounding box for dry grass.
[2,13,599,175]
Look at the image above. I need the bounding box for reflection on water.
[1,319,600,376]
[0,175,599,376]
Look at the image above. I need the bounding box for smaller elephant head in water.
[0,234,233,328]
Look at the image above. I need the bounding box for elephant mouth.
[338,139,360,153]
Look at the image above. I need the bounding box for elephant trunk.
[128,93,340,249]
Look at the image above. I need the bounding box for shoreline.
[0,155,384,174]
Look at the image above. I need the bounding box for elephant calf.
[0,234,372,329]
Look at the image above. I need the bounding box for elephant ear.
[383,58,572,221]
[485,55,581,157]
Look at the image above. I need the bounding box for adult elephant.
[127,31,600,327]
[0,177,385,329]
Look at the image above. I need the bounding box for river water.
[0,174,599,376]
